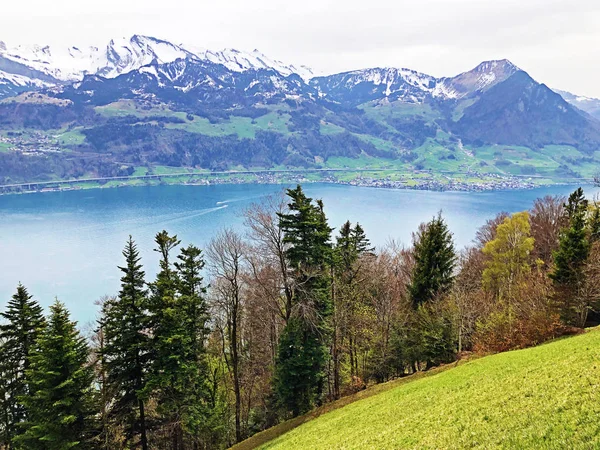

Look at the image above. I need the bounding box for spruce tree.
[15,301,94,450]
[408,213,457,307]
[101,237,150,450]
[174,244,213,447]
[551,189,590,285]
[331,221,373,398]
[551,188,591,324]
[336,221,373,276]
[148,231,211,450]
[0,284,45,448]
[147,231,182,447]
[588,204,600,243]
[275,186,333,416]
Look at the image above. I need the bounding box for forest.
[1,185,599,449]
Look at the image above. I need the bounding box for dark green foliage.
[390,304,456,376]
[147,232,215,448]
[173,245,216,446]
[335,221,373,275]
[408,213,457,307]
[551,188,590,285]
[275,186,333,416]
[100,237,150,449]
[15,301,94,449]
[0,284,45,448]
[274,317,327,416]
[550,188,593,325]
[588,205,600,244]
[278,186,333,272]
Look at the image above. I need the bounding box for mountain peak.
[474,59,519,72]
[434,59,520,99]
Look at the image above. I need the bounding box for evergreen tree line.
[1,186,599,449]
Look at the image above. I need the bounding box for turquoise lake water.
[1,183,597,324]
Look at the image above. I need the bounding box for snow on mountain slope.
[181,46,316,80]
[0,35,316,86]
[555,89,600,120]
[434,59,519,99]
[310,60,523,106]
[0,35,194,82]
[310,67,437,105]
[0,69,54,98]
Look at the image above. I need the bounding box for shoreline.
[0,169,589,196]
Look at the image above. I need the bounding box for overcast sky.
[2,0,600,96]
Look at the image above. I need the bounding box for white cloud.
[2,0,600,96]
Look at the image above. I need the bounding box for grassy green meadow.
[242,329,600,450]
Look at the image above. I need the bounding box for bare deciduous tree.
[207,229,247,444]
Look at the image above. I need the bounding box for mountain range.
[1,34,600,186]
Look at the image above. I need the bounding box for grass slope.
[250,329,600,450]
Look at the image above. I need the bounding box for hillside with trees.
[1,185,600,449]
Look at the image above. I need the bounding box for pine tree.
[146,231,184,448]
[408,213,457,307]
[148,231,212,449]
[15,301,94,449]
[101,237,150,450]
[0,284,45,448]
[588,203,600,243]
[551,188,591,325]
[550,188,590,284]
[173,244,213,448]
[336,222,373,276]
[331,221,373,398]
[275,185,333,416]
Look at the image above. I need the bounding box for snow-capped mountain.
[0,34,316,95]
[3,40,600,182]
[1,34,598,125]
[434,59,519,99]
[309,60,519,106]
[181,47,317,81]
[310,67,437,104]
[64,57,313,109]
[0,35,196,82]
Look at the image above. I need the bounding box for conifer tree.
[15,301,94,450]
[275,186,333,416]
[148,231,215,449]
[408,213,457,307]
[331,221,373,398]
[173,244,213,447]
[335,221,373,276]
[588,204,600,243]
[551,188,591,324]
[101,237,150,450]
[146,231,184,447]
[0,284,45,448]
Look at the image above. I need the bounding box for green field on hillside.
[252,329,600,450]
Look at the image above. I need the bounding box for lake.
[1,183,597,324]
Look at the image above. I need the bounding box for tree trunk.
[331,267,341,399]
[232,304,242,443]
[139,399,148,450]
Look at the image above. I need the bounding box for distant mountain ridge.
[0,34,596,107]
[1,34,600,185]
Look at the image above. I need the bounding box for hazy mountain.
[555,89,600,121]
[454,71,600,151]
